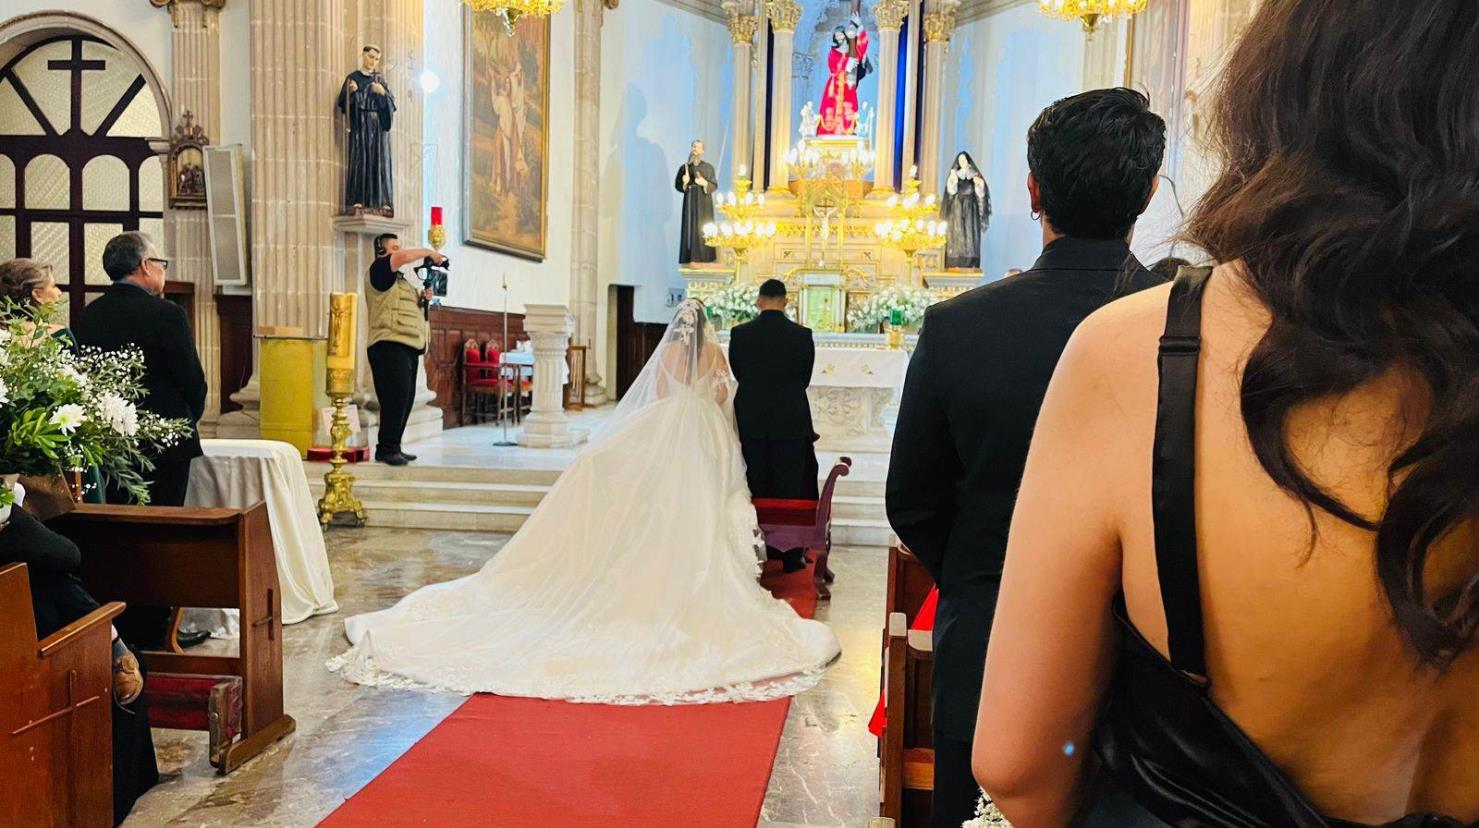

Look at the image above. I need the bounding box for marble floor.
[123,528,887,827]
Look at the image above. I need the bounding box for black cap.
[758,278,786,298]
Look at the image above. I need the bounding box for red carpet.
[319,561,820,828]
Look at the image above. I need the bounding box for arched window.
[0,35,165,325]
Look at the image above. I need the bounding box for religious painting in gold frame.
[788,269,848,333]
[463,10,550,260]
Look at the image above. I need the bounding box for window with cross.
[0,34,166,326]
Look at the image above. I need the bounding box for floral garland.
[0,303,193,507]
[846,284,938,330]
[705,282,761,325]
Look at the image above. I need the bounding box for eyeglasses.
[146,257,171,272]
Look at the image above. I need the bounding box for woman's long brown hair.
[1186,0,1479,668]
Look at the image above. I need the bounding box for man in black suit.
[79,231,208,648]
[886,88,1167,828]
[80,231,207,506]
[729,279,819,572]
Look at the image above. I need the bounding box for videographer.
[366,232,445,466]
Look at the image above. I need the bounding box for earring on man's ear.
[1031,210,1041,222]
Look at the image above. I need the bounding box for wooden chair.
[753,457,853,599]
[880,611,935,827]
[0,563,123,828]
[53,503,296,773]
[460,339,504,426]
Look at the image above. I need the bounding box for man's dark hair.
[102,231,151,281]
[758,278,787,299]
[374,233,398,257]
[1027,87,1165,240]
[1150,256,1191,281]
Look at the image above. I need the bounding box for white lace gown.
[330,301,841,704]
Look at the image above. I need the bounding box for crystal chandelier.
[1037,0,1147,33]
[463,0,566,35]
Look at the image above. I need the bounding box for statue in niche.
[943,151,989,270]
[675,139,718,265]
[167,110,209,209]
[337,45,396,216]
[818,13,871,136]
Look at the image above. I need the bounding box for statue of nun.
[943,151,989,270]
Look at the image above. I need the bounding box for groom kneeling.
[730,279,819,573]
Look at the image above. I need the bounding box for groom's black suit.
[730,310,820,564]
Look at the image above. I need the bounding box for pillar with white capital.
[918,5,958,192]
[518,305,588,449]
[871,0,908,193]
[766,0,802,193]
[725,7,761,182]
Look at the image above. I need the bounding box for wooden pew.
[886,543,934,626]
[0,563,123,828]
[52,503,295,773]
[879,611,935,827]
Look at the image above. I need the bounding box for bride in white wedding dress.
[330,299,841,703]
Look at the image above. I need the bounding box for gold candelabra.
[318,292,366,527]
[1036,0,1147,33]
[463,0,566,35]
[702,217,779,263]
[715,168,767,224]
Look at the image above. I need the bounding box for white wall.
[422,6,577,315]
[944,3,1085,282]
[596,0,732,326]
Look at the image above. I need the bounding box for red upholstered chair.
[752,456,853,599]
[461,339,502,425]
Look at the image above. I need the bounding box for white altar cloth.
[181,439,339,638]
[722,342,909,445]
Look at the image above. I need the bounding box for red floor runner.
[319,561,820,828]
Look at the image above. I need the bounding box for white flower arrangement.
[706,283,762,326]
[961,793,1013,826]
[0,302,192,507]
[846,284,939,331]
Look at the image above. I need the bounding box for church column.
[871,0,908,192]
[157,0,225,434]
[918,5,957,192]
[570,0,607,404]
[218,0,347,438]
[899,0,923,176]
[765,0,802,193]
[749,0,769,190]
[725,8,760,182]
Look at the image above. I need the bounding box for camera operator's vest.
[366,267,428,351]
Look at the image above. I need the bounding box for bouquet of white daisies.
[0,302,192,507]
[846,285,938,331]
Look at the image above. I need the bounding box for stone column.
[918,7,957,192]
[219,0,347,437]
[157,0,225,435]
[765,0,802,193]
[725,8,761,182]
[871,0,907,193]
[569,0,607,404]
[518,305,587,449]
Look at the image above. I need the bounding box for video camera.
[415,255,450,300]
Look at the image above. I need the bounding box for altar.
[722,333,912,451]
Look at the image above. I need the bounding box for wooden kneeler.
[53,503,296,773]
[880,611,935,826]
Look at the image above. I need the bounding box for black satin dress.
[1082,268,1477,828]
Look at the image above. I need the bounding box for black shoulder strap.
[1152,267,1212,678]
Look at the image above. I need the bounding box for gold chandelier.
[1037,0,1147,33]
[463,0,565,35]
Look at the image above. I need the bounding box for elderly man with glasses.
[78,231,208,648]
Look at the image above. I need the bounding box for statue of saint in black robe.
[675,158,717,265]
[337,68,396,214]
[943,151,990,270]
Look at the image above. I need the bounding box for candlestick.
[430,205,443,225]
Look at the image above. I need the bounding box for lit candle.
[910,164,918,178]
[430,205,443,225]
[739,164,748,177]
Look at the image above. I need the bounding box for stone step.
[306,478,549,507]
[303,461,562,487]
[348,500,536,532]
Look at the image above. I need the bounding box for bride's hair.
[1186,0,1479,667]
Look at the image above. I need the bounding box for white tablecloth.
[810,347,909,390]
[181,439,338,637]
[500,348,571,385]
